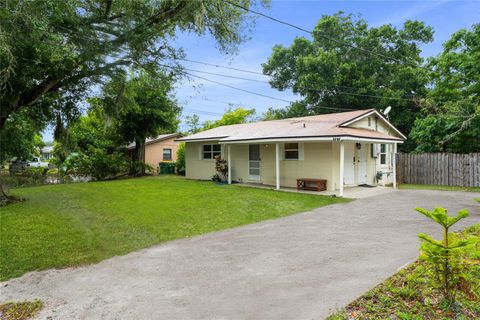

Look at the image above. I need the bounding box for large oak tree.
[0,0,268,204]
[0,0,268,130]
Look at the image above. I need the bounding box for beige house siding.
[185,141,217,180]
[260,143,334,190]
[144,137,179,169]
[185,139,397,190]
[348,115,393,135]
[186,142,337,191]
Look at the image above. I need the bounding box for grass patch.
[327,224,480,320]
[0,176,349,280]
[399,184,480,192]
[0,300,43,320]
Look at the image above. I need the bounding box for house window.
[380,144,387,165]
[368,117,371,127]
[284,143,299,160]
[203,144,221,160]
[163,148,172,161]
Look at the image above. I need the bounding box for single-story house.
[40,146,54,161]
[127,133,182,169]
[177,109,405,196]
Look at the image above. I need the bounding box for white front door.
[357,144,367,184]
[248,144,261,181]
[343,143,355,185]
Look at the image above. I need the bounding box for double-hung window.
[380,144,387,165]
[163,148,172,161]
[284,143,299,160]
[203,144,221,160]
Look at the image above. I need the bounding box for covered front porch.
[222,139,399,197]
[235,182,396,199]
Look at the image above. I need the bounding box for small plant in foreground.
[0,300,43,320]
[416,206,470,301]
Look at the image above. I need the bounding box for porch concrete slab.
[1,190,479,319]
[238,182,396,199]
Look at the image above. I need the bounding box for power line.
[180,70,357,112]
[225,0,430,71]
[163,64,267,83]
[179,58,265,76]
[183,108,223,116]
[165,62,420,102]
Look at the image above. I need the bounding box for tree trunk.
[0,183,24,206]
[0,184,9,206]
[134,137,146,176]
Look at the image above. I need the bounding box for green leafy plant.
[176,142,186,176]
[66,149,129,181]
[212,155,228,182]
[416,207,470,301]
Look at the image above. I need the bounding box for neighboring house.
[40,146,54,161]
[177,109,405,196]
[126,133,182,168]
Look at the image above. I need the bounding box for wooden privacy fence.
[396,153,480,187]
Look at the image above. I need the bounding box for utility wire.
[225,0,430,71]
[178,58,265,76]
[179,70,357,112]
[165,63,421,102]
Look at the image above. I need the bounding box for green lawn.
[399,184,480,192]
[0,176,349,281]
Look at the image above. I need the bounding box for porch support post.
[339,141,344,197]
[392,143,397,189]
[275,143,280,190]
[227,145,232,185]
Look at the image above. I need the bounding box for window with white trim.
[380,144,387,165]
[284,143,299,160]
[163,148,172,161]
[202,144,221,160]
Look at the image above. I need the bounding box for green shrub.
[0,167,48,189]
[176,142,185,175]
[65,149,129,180]
[129,161,155,176]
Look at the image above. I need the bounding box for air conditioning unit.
[371,144,379,158]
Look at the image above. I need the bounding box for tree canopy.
[262,12,433,151]
[0,0,267,129]
[109,72,180,174]
[0,110,44,163]
[202,107,256,130]
[410,23,480,153]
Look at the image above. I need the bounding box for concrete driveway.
[1,189,479,319]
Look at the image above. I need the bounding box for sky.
[42,0,480,140]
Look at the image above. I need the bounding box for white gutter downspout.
[339,141,345,197]
[392,143,397,189]
[275,143,280,190]
[227,145,232,185]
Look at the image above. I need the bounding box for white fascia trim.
[219,136,403,144]
[340,109,407,140]
[176,137,225,142]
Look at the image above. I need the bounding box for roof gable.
[339,109,407,139]
[177,109,405,143]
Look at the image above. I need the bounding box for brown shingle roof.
[178,109,404,143]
